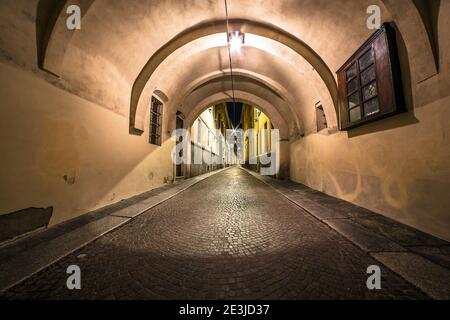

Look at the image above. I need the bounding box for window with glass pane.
[362,82,377,100]
[359,49,374,71]
[349,106,362,122]
[347,77,359,94]
[361,66,376,86]
[346,63,358,81]
[344,46,380,124]
[364,98,380,116]
[149,97,163,146]
[337,23,406,130]
[348,92,360,109]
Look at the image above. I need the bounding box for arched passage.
[37,1,439,134]
[1,0,449,252]
[172,71,298,138]
[183,91,289,140]
[135,43,328,137]
[129,19,338,134]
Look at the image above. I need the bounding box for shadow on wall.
[413,0,441,70]
[347,111,419,138]
[35,0,65,70]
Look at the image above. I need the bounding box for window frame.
[149,96,163,146]
[344,46,380,124]
[315,102,328,132]
[337,23,406,130]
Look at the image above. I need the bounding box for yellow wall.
[290,96,450,241]
[188,105,232,172]
[289,1,450,242]
[241,104,273,161]
[241,104,253,162]
[256,112,272,155]
[215,103,231,139]
[0,61,174,226]
[214,104,232,165]
[191,108,218,153]
[0,1,448,243]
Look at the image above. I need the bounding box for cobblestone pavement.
[1,168,429,300]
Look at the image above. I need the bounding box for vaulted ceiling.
[0,0,439,138]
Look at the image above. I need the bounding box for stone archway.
[129,19,338,134]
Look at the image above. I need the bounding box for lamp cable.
[224,0,237,130]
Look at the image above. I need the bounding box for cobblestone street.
[1,168,430,299]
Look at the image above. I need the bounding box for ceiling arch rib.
[379,0,438,81]
[40,0,435,83]
[182,70,294,110]
[179,69,291,100]
[172,65,334,135]
[183,91,290,141]
[179,72,303,137]
[130,19,339,134]
[181,77,290,119]
[193,76,283,99]
[137,44,327,137]
[38,0,94,75]
[179,78,293,139]
[37,0,438,136]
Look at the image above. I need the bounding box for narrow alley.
[1,168,441,300]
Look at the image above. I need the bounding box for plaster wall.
[191,108,218,153]
[0,0,447,241]
[290,0,450,241]
[0,61,174,226]
[290,96,450,241]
